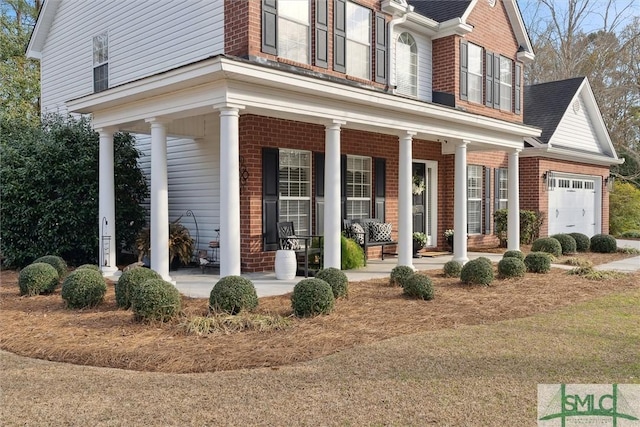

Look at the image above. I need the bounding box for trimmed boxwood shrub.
[590,234,617,253]
[550,234,577,255]
[389,265,414,287]
[33,255,67,279]
[76,264,100,271]
[503,250,525,261]
[443,260,462,278]
[18,262,59,296]
[498,257,526,278]
[531,237,562,258]
[61,269,107,309]
[569,233,590,252]
[131,279,182,322]
[314,267,349,298]
[524,252,551,273]
[460,258,494,286]
[209,275,258,314]
[341,235,365,270]
[403,274,434,300]
[115,267,162,309]
[291,278,335,317]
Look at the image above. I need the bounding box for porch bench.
[342,218,397,263]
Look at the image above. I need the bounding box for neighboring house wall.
[39,0,224,112]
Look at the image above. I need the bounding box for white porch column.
[97,127,119,277]
[507,149,521,251]
[324,120,345,269]
[216,104,244,277]
[453,141,469,264]
[146,118,172,282]
[398,131,416,268]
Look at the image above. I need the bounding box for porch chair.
[276,221,323,277]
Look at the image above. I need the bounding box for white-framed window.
[279,149,311,236]
[467,43,483,103]
[396,32,417,97]
[93,31,108,93]
[497,168,508,210]
[346,2,371,80]
[278,0,310,64]
[499,56,512,112]
[467,165,483,234]
[346,155,372,219]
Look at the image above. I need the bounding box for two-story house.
[27,0,620,281]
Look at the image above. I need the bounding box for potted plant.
[444,229,455,252]
[412,232,427,257]
[136,217,195,270]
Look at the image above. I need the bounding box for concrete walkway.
[170,240,639,298]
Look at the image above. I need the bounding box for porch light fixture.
[239,155,249,194]
[543,171,555,191]
[605,174,615,191]
[542,171,548,183]
[100,217,111,268]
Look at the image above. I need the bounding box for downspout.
[387,6,413,92]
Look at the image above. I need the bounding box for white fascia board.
[579,79,619,158]
[433,19,473,39]
[461,0,479,22]
[517,51,535,63]
[503,0,535,60]
[26,0,60,59]
[520,146,624,166]
[404,13,438,36]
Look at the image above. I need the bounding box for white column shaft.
[219,107,241,277]
[149,120,171,281]
[324,122,343,269]
[98,128,118,276]
[453,141,469,264]
[507,149,521,251]
[398,132,414,268]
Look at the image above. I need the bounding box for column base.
[100,266,121,279]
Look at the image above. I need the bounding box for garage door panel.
[548,175,600,237]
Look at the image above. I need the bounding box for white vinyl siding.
[467,43,483,104]
[467,165,483,235]
[39,0,224,113]
[279,150,312,236]
[551,95,605,154]
[346,155,372,219]
[346,2,371,80]
[278,0,310,64]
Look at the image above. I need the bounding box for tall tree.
[0,0,41,124]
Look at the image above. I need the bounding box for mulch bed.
[1,251,638,374]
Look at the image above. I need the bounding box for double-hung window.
[93,32,108,93]
[396,32,417,97]
[278,0,310,64]
[499,56,513,112]
[346,2,371,80]
[467,43,483,103]
[467,165,483,234]
[346,155,372,219]
[497,168,508,210]
[279,149,312,236]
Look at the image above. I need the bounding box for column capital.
[511,147,522,154]
[324,119,346,130]
[398,130,417,139]
[459,139,471,148]
[213,103,245,113]
[94,126,119,136]
[145,117,172,126]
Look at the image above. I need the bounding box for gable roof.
[408,0,473,22]
[26,0,60,59]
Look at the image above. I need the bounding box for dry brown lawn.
[1,251,638,374]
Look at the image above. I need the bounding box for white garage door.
[548,174,601,237]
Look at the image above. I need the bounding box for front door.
[412,162,426,234]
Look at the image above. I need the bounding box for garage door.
[548,174,601,237]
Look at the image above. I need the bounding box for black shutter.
[485,51,493,107]
[262,0,277,55]
[334,0,346,73]
[315,0,328,68]
[315,152,325,235]
[494,168,500,213]
[515,63,522,114]
[459,40,468,100]
[484,167,492,235]
[341,154,347,219]
[374,158,386,221]
[262,147,279,251]
[493,55,501,109]
[374,12,387,84]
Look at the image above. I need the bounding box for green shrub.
[33,255,67,279]
[620,230,640,239]
[609,181,640,236]
[76,264,100,271]
[494,209,545,245]
[497,257,526,278]
[524,252,551,273]
[403,274,434,300]
[569,233,590,252]
[502,250,525,261]
[130,279,182,322]
[209,276,258,314]
[18,262,59,296]
[341,235,365,270]
[531,237,562,258]
[115,267,162,309]
[460,258,494,286]
[389,265,414,287]
[550,234,577,255]
[61,269,107,309]
[590,234,617,253]
[314,267,348,298]
[476,257,494,267]
[291,278,335,317]
[564,257,593,268]
[443,260,462,278]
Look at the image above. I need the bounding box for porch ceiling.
[68,56,540,150]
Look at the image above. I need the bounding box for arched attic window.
[396,32,417,97]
